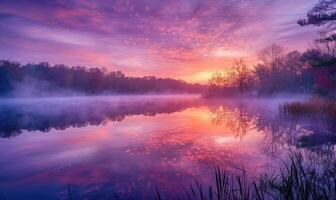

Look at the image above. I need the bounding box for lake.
[0,95,334,199]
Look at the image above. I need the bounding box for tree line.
[206,44,336,97]
[0,60,205,96]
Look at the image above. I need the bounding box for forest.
[0,60,205,97]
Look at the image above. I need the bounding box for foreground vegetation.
[63,152,336,199]
[110,153,336,200]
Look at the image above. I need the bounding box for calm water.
[0,95,335,199]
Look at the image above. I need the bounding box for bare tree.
[258,44,284,68]
[254,63,270,92]
[231,58,251,94]
[206,71,225,97]
[258,44,284,92]
[284,51,303,89]
[285,51,302,73]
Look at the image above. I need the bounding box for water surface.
[0,95,334,199]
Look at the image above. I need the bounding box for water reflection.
[0,96,335,199]
[209,99,336,154]
[0,95,201,138]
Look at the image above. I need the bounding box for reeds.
[281,98,336,118]
[113,153,336,200]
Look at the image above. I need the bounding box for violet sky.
[0,0,318,82]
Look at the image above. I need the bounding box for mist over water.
[0,95,201,137]
[0,95,334,199]
[0,95,309,138]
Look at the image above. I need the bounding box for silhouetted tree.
[282,51,303,90]
[258,44,285,92]
[230,58,251,94]
[298,0,336,42]
[254,63,272,93]
[206,72,226,97]
[205,44,323,97]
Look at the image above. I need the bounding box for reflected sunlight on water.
[0,95,334,199]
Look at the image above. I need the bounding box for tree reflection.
[0,97,201,138]
[2,97,336,159]
[207,101,336,156]
[209,105,251,139]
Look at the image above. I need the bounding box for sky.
[0,0,319,83]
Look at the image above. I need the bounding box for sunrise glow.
[0,0,317,82]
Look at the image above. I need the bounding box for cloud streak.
[0,0,318,82]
